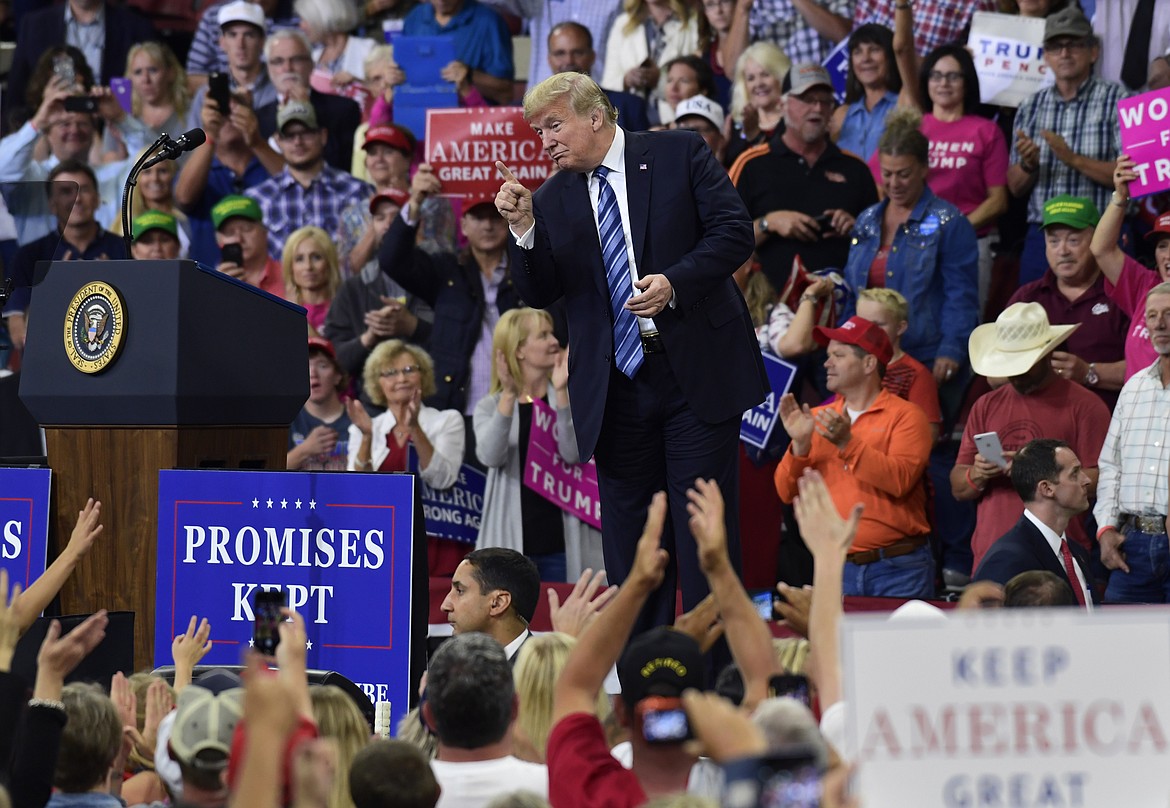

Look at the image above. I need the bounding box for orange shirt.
[775,389,932,552]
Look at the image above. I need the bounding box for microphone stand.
[121,132,173,256]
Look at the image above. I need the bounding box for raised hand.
[495,161,534,233]
[0,569,23,671]
[630,492,670,593]
[778,393,815,453]
[673,593,724,653]
[686,477,729,573]
[548,568,617,637]
[793,469,861,559]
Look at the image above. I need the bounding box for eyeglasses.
[380,365,420,378]
[788,93,836,108]
[268,55,312,68]
[703,0,734,8]
[278,128,319,142]
[928,71,964,84]
[1046,38,1092,54]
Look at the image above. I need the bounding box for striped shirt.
[1010,75,1129,225]
[245,165,372,259]
[185,0,299,77]
[1094,359,1170,529]
[750,0,855,66]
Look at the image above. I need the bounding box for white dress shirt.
[1023,509,1094,610]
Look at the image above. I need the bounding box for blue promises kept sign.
[740,353,798,450]
[155,470,415,732]
[0,468,51,592]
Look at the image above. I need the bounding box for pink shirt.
[1105,253,1161,379]
[867,113,1007,236]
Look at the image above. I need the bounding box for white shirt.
[503,628,530,661]
[1092,1,1170,88]
[431,756,548,808]
[1022,509,1094,611]
[514,126,659,333]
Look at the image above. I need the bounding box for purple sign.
[523,399,602,529]
[1119,87,1170,198]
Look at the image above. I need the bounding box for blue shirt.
[4,228,127,316]
[836,90,898,163]
[403,0,514,80]
[187,155,272,266]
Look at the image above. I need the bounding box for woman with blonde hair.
[107,41,196,159]
[110,149,192,256]
[725,41,789,166]
[282,226,343,334]
[512,632,609,763]
[473,308,603,582]
[310,686,372,808]
[600,0,701,125]
[346,340,464,488]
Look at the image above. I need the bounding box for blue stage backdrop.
[155,470,415,732]
[0,468,51,592]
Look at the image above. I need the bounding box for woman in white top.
[473,308,603,582]
[296,0,380,107]
[346,339,464,489]
[600,0,701,126]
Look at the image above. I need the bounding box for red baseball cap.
[308,337,337,361]
[369,188,410,214]
[813,316,893,366]
[1145,212,1170,244]
[363,124,415,154]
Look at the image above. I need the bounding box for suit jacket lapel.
[1017,516,1070,581]
[559,168,609,299]
[624,130,650,272]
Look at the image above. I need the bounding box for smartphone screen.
[221,242,243,266]
[768,673,811,707]
[759,762,823,808]
[638,696,691,744]
[750,590,773,621]
[253,589,285,656]
[208,71,232,114]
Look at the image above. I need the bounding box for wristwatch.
[1085,363,1099,386]
[757,216,769,233]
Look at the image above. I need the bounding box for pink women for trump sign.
[1119,87,1170,198]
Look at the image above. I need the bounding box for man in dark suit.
[973,438,1097,608]
[254,29,362,171]
[438,548,538,665]
[546,21,650,133]
[494,72,767,631]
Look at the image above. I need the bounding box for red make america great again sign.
[425,107,552,201]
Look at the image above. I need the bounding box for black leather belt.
[640,331,664,354]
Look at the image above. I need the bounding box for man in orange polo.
[775,316,934,598]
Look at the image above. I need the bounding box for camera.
[637,696,692,744]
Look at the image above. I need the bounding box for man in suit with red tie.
[973,438,1097,608]
[494,72,767,631]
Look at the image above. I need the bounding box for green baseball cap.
[211,195,263,231]
[132,209,178,240]
[1041,195,1100,230]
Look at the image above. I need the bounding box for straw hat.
[968,302,1080,378]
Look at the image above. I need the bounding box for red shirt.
[884,353,942,426]
[547,713,645,808]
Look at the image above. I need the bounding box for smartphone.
[110,77,133,116]
[724,746,823,808]
[813,213,834,234]
[253,589,285,656]
[53,53,77,91]
[221,242,244,266]
[208,71,232,114]
[63,96,98,113]
[768,673,811,707]
[637,696,692,744]
[750,589,773,621]
[973,431,1009,469]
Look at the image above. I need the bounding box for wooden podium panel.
[46,425,288,671]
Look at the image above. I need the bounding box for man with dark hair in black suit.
[438,547,539,664]
[973,438,1096,608]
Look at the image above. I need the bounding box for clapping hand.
[347,399,373,436]
[778,393,815,453]
[548,568,617,637]
[673,593,724,653]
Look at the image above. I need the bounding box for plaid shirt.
[1094,360,1170,528]
[750,0,855,66]
[1009,75,1129,224]
[246,165,373,259]
[853,0,995,55]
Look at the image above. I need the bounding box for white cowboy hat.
[968,302,1080,378]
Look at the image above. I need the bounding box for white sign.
[843,608,1170,807]
[968,12,1054,108]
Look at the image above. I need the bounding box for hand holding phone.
[973,432,1009,470]
[638,696,692,744]
[208,71,232,115]
[221,242,244,267]
[253,589,286,656]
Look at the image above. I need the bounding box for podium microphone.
[120,128,207,254]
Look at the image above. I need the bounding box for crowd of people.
[1,0,1170,804]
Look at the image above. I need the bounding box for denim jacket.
[841,186,979,366]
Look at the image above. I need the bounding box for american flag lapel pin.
[639,163,647,170]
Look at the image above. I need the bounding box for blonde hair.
[743,271,777,329]
[394,705,437,760]
[282,226,342,304]
[524,72,618,126]
[730,41,790,125]
[773,637,811,674]
[110,148,188,236]
[513,633,609,762]
[127,673,175,771]
[620,0,694,36]
[125,41,191,119]
[364,43,394,75]
[878,106,928,164]
[363,340,437,405]
[858,287,909,324]
[490,308,553,395]
[295,0,360,35]
[310,686,371,808]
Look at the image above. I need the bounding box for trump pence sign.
[155,470,416,731]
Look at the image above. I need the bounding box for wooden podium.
[20,260,307,670]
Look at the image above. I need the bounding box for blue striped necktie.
[594,165,643,378]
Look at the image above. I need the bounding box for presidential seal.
[63,281,125,373]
